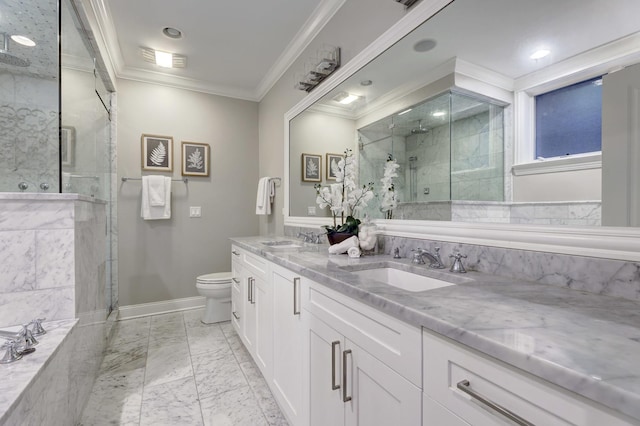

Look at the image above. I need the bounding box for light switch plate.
[189,206,202,217]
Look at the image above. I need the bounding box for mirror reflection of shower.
[408,156,418,201]
[357,90,505,220]
[0,32,31,67]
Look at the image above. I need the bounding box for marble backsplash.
[284,225,640,301]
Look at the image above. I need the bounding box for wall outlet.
[307,206,316,215]
[423,187,430,195]
[189,206,202,217]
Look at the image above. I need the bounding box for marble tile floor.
[79,309,289,426]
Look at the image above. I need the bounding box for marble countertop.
[231,236,640,423]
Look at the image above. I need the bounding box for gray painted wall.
[258,0,409,236]
[117,79,259,306]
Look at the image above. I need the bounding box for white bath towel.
[147,175,167,206]
[256,177,275,215]
[141,176,171,220]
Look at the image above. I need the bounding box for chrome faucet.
[411,247,445,268]
[0,325,39,353]
[297,232,322,244]
[449,252,467,273]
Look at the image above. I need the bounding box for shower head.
[410,119,428,134]
[0,33,31,67]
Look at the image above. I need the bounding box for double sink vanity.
[230,236,640,426]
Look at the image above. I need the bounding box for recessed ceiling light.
[11,35,35,47]
[398,108,412,115]
[162,27,182,39]
[432,111,446,117]
[413,39,437,53]
[333,92,359,105]
[530,49,550,60]
[360,79,373,86]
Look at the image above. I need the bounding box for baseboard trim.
[117,296,206,320]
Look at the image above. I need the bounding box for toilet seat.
[197,272,233,285]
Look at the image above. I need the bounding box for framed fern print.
[301,153,321,182]
[181,142,210,177]
[141,134,173,172]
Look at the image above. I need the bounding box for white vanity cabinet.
[303,280,422,426]
[422,330,636,426]
[230,246,272,379]
[270,263,306,426]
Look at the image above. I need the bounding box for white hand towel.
[347,246,361,258]
[256,177,272,215]
[141,176,171,220]
[328,236,359,254]
[147,175,167,206]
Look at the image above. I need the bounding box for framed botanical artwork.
[141,134,173,172]
[301,153,322,182]
[181,142,210,177]
[326,153,343,181]
[61,126,75,166]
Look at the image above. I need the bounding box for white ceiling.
[100,0,345,101]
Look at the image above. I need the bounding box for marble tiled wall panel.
[0,197,76,326]
[0,195,108,327]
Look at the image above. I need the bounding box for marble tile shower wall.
[284,226,640,301]
[0,195,107,326]
[0,74,59,193]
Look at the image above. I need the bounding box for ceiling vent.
[140,47,187,68]
[396,0,420,7]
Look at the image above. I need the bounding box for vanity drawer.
[423,330,635,426]
[231,245,268,279]
[303,280,421,386]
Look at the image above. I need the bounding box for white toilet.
[195,272,233,324]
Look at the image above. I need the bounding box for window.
[535,76,603,159]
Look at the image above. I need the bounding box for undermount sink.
[261,240,302,248]
[351,267,456,292]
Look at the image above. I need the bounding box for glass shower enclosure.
[0,0,115,311]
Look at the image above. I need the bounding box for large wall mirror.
[287,0,640,232]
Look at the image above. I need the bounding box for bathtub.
[0,320,81,425]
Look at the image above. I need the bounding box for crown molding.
[117,66,258,101]
[514,32,640,94]
[85,0,346,101]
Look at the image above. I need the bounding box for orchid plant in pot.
[379,154,399,219]
[314,149,374,244]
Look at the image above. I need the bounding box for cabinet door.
[241,273,256,354]
[344,340,422,426]
[271,266,305,426]
[308,313,345,426]
[253,274,273,381]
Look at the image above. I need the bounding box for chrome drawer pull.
[456,380,534,426]
[331,341,340,390]
[247,277,252,302]
[232,250,240,256]
[293,277,301,315]
[250,278,256,304]
[232,311,240,320]
[342,349,352,402]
